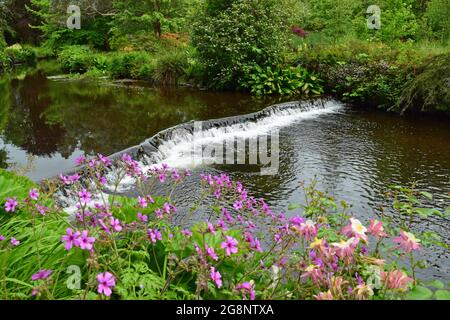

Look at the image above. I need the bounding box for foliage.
[240,64,323,97]
[424,0,450,42]
[152,49,189,85]
[304,0,361,38]
[110,0,198,40]
[192,0,292,89]
[28,0,113,50]
[0,154,448,300]
[0,169,36,201]
[3,44,37,67]
[109,51,154,80]
[394,53,450,114]
[57,45,96,73]
[297,40,440,108]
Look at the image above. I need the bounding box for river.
[1,70,449,282]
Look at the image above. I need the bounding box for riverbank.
[1,38,449,116]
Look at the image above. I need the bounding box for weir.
[50,98,344,211]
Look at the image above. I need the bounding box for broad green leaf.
[406,286,433,300]
[427,280,444,289]
[435,290,450,300]
[288,203,301,210]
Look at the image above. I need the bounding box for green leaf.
[420,191,433,201]
[406,286,433,300]
[435,290,450,300]
[288,203,301,211]
[427,280,445,289]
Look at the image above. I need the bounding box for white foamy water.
[151,99,343,169]
[57,99,344,211]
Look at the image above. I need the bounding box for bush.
[297,40,432,108]
[57,45,96,74]
[153,50,189,85]
[240,64,323,96]
[109,51,154,80]
[192,0,292,89]
[3,44,36,67]
[394,53,450,114]
[425,0,450,42]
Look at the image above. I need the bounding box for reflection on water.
[0,71,281,180]
[1,71,449,281]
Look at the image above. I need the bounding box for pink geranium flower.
[393,230,420,253]
[5,197,18,212]
[10,237,20,246]
[78,189,91,205]
[61,228,81,250]
[147,228,162,243]
[210,267,222,288]
[97,272,116,296]
[29,189,40,201]
[31,269,52,281]
[235,282,255,300]
[207,222,216,235]
[74,155,86,166]
[138,196,148,208]
[206,245,218,261]
[110,217,122,232]
[78,230,95,250]
[181,229,192,237]
[221,236,238,256]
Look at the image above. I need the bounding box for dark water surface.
[1,71,449,281]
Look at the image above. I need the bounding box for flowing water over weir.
[54,98,343,211]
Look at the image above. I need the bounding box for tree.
[192,0,292,89]
[111,0,197,38]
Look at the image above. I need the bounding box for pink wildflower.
[97,272,116,297]
[10,237,20,246]
[61,228,80,250]
[110,217,122,232]
[147,228,162,243]
[31,269,52,281]
[29,189,40,201]
[4,197,18,212]
[78,230,95,250]
[235,282,255,300]
[221,236,238,256]
[210,267,222,288]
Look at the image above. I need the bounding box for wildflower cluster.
[0,154,448,300]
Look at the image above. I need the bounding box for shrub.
[240,64,323,96]
[394,53,450,114]
[425,0,450,42]
[57,45,96,74]
[192,0,292,89]
[109,51,154,80]
[3,44,36,67]
[153,50,189,85]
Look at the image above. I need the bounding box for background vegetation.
[0,0,449,108]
